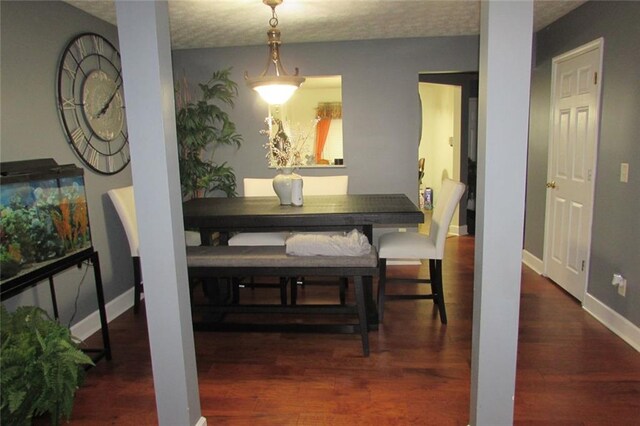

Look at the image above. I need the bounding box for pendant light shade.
[245,0,304,105]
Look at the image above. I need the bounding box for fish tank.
[1,159,93,284]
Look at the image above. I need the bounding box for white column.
[114,2,203,425]
[470,1,533,424]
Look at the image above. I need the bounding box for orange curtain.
[315,118,332,163]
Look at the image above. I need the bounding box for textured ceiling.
[64,0,587,50]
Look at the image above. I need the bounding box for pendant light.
[245,0,305,105]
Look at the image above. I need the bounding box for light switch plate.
[620,163,629,183]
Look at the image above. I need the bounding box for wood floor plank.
[64,236,639,425]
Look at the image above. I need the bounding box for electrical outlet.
[618,278,627,297]
[398,228,407,232]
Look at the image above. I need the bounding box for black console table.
[1,248,112,363]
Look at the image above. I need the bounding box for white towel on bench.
[286,229,371,257]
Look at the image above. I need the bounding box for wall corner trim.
[583,294,640,352]
[522,249,544,275]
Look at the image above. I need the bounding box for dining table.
[182,193,424,327]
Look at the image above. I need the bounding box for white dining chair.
[108,186,201,313]
[227,178,290,247]
[377,178,465,324]
[290,175,349,304]
[227,178,290,304]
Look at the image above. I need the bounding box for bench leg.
[354,276,370,357]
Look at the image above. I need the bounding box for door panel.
[544,40,602,301]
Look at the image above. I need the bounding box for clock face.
[57,33,130,175]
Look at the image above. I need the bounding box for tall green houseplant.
[176,68,243,199]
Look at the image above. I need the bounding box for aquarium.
[1,159,92,283]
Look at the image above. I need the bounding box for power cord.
[67,260,92,328]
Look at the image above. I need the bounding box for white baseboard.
[195,416,207,426]
[583,293,640,352]
[519,252,638,351]
[522,249,544,275]
[449,224,468,236]
[71,287,135,342]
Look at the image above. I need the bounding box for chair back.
[429,178,465,257]
[107,186,140,256]
[244,178,277,197]
[302,175,348,195]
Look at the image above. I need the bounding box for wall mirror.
[268,75,343,167]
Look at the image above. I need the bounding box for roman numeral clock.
[57,33,130,175]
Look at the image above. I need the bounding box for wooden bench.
[186,245,378,356]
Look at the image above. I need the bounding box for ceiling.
[64,0,587,50]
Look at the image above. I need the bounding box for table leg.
[91,252,112,361]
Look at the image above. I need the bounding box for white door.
[543,39,603,302]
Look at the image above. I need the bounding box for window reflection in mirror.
[269,76,343,167]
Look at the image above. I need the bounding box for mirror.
[269,76,343,167]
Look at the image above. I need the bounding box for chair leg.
[280,277,288,305]
[290,276,298,305]
[339,277,348,305]
[377,258,387,322]
[133,257,142,314]
[431,259,447,324]
[231,277,241,304]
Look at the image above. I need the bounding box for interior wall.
[171,37,479,210]
[1,1,134,325]
[526,1,640,326]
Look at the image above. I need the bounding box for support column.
[115,2,203,425]
[470,1,533,424]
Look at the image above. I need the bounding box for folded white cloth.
[286,229,372,257]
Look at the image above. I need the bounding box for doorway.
[418,72,478,235]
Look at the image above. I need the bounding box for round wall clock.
[57,33,130,175]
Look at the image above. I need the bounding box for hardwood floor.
[68,236,640,425]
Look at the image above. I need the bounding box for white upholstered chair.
[108,186,201,313]
[291,175,349,304]
[377,178,465,324]
[227,178,289,304]
[227,178,290,247]
[302,175,348,196]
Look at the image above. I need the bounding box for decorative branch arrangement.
[261,116,319,168]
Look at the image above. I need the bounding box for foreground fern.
[1,305,94,425]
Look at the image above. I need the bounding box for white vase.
[273,167,300,205]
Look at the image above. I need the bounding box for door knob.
[546,181,557,189]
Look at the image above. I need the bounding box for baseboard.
[195,416,207,426]
[583,293,640,352]
[71,287,135,342]
[522,249,544,275]
[449,224,468,236]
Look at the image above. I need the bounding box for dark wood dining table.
[183,193,424,326]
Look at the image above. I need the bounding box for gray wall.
[172,36,479,207]
[525,1,640,325]
[1,1,134,325]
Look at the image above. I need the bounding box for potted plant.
[0,305,93,425]
[175,68,243,199]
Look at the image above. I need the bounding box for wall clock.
[57,33,130,175]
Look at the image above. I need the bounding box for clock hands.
[96,82,122,118]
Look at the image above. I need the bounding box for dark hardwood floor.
[68,236,640,425]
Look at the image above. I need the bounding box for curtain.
[314,102,342,163]
[315,118,331,163]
